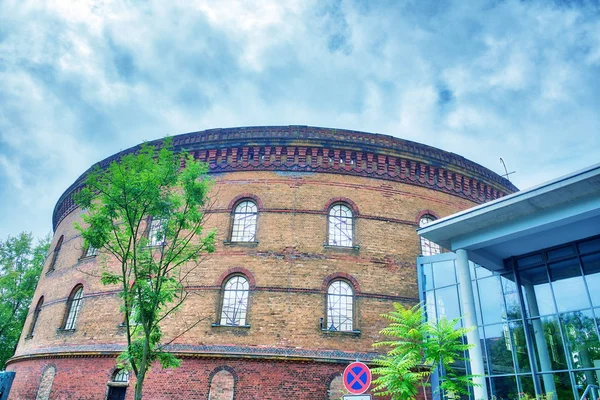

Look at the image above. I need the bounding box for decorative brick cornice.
[8,344,381,365]
[52,126,518,231]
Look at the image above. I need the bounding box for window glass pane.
[220,276,249,326]
[509,320,531,373]
[478,276,506,325]
[549,258,590,312]
[422,263,433,291]
[517,375,536,399]
[475,265,493,279]
[538,372,573,400]
[328,205,353,247]
[472,280,483,326]
[484,323,515,375]
[149,219,166,246]
[547,245,575,261]
[579,237,600,255]
[530,316,568,372]
[517,253,544,268]
[231,201,257,242]
[574,369,600,399]
[583,253,600,307]
[425,291,437,323]
[560,310,600,370]
[489,375,518,399]
[327,281,353,331]
[65,288,83,330]
[520,266,556,317]
[432,260,456,288]
[434,285,461,325]
[501,274,522,320]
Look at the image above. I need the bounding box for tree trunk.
[134,336,151,400]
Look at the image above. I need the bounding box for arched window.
[328,374,344,400]
[326,280,354,331]
[220,275,250,326]
[63,285,84,330]
[328,204,353,247]
[27,296,44,338]
[208,369,235,400]
[230,200,258,242]
[107,369,129,400]
[48,235,64,272]
[419,215,441,256]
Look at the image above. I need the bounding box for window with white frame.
[326,280,354,331]
[64,286,83,330]
[419,215,441,256]
[328,204,353,247]
[230,201,258,242]
[148,218,166,246]
[84,245,98,257]
[220,275,250,326]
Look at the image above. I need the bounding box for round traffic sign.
[343,361,372,395]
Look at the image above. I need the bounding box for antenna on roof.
[499,158,516,181]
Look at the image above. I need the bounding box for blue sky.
[1,0,599,239]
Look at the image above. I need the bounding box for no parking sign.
[343,361,372,395]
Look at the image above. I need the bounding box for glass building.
[417,164,600,400]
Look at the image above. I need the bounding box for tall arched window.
[27,296,44,338]
[326,280,354,331]
[107,369,129,400]
[230,200,258,242]
[48,235,64,272]
[35,365,56,400]
[419,214,441,256]
[63,285,84,330]
[328,204,353,247]
[220,275,250,326]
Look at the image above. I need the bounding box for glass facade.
[418,235,600,400]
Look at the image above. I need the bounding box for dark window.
[220,275,249,326]
[328,204,353,247]
[231,201,258,242]
[63,286,84,330]
[27,296,44,338]
[107,369,128,400]
[48,235,64,272]
[326,280,354,331]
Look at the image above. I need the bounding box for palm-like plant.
[372,303,477,400]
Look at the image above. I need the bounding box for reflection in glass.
[509,320,531,373]
[489,375,518,400]
[560,310,600,371]
[583,253,600,307]
[478,276,506,325]
[517,375,536,399]
[425,291,437,323]
[521,267,556,317]
[574,369,600,399]
[501,274,522,321]
[549,258,589,313]
[435,286,461,325]
[579,238,600,255]
[484,324,515,375]
[432,260,457,288]
[531,316,568,372]
[539,372,572,400]
[472,280,483,326]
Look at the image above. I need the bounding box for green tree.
[74,138,216,400]
[372,303,476,400]
[0,232,50,369]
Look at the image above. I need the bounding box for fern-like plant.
[372,303,477,400]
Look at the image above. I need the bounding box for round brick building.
[7,126,517,400]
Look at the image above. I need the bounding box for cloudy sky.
[1,0,599,239]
